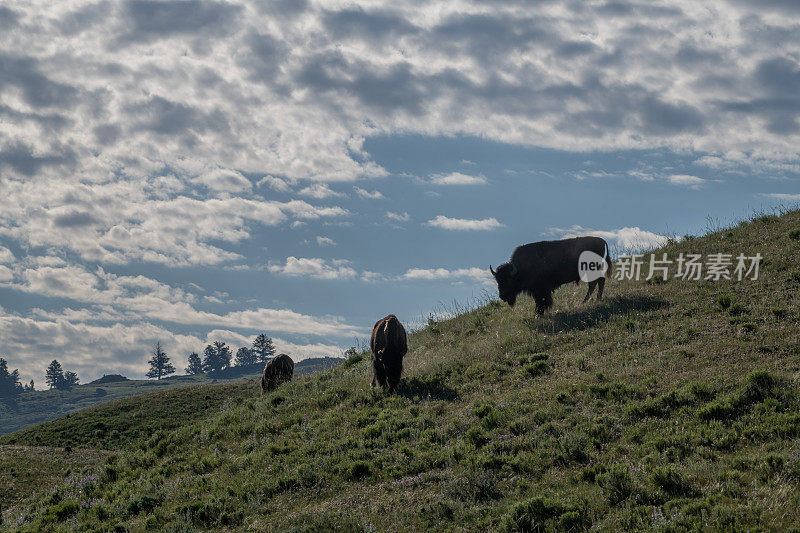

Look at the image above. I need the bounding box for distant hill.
[0,357,342,437]
[3,210,800,530]
[89,374,130,384]
[204,356,342,380]
[0,381,256,449]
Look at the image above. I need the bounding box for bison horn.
[489,265,496,276]
[509,262,518,276]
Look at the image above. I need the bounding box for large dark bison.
[491,236,612,314]
[261,354,294,394]
[370,314,407,393]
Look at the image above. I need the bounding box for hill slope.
[0,357,341,437]
[2,210,800,531]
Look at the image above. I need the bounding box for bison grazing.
[370,314,407,393]
[491,236,612,314]
[261,354,294,394]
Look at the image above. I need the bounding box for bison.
[491,236,612,314]
[261,353,294,394]
[370,314,407,393]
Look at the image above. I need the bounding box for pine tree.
[185,352,203,375]
[202,341,232,373]
[252,334,276,363]
[235,347,257,367]
[63,371,80,389]
[45,360,65,390]
[146,341,176,380]
[214,341,232,370]
[202,344,217,374]
[0,358,22,397]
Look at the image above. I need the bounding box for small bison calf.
[261,354,294,394]
[370,314,407,393]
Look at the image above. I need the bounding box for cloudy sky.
[1,0,799,385]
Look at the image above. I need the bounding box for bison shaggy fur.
[370,314,407,393]
[261,354,294,394]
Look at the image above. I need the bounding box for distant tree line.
[184,333,276,376]
[45,360,80,390]
[2,334,281,394]
[0,358,25,397]
[1,358,80,396]
[142,333,277,380]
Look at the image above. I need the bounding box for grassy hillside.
[0,382,258,450]
[2,209,800,531]
[0,357,341,437]
[0,446,112,509]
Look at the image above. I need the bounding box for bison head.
[490,262,519,306]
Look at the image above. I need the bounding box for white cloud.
[759,192,800,201]
[354,187,385,199]
[298,184,346,199]
[386,211,410,222]
[0,247,14,264]
[361,271,387,283]
[667,174,706,188]
[192,168,252,193]
[258,175,292,193]
[546,225,673,252]
[0,0,799,207]
[430,172,487,186]
[426,215,504,231]
[402,267,492,285]
[0,265,13,282]
[268,257,357,280]
[2,263,365,339]
[0,178,348,266]
[316,236,336,246]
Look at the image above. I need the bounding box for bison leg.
[386,359,403,394]
[534,290,554,315]
[583,280,597,303]
[596,277,605,300]
[372,359,388,389]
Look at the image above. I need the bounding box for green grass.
[2,208,800,531]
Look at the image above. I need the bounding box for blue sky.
[1,0,799,385]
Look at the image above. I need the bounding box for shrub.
[41,501,79,523]
[697,394,740,421]
[345,461,371,480]
[523,360,549,378]
[743,370,778,402]
[127,494,161,515]
[716,294,732,309]
[500,496,586,532]
[598,464,635,504]
[772,308,788,319]
[466,426,488,447]
[760,454,784,481]
[270,395,285,407]
[650,465,692,496]
[697,371,778,421]
[343,350,364,368]
[789,229,800,240]
[448,468,500,503]
[728,303,748,316]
